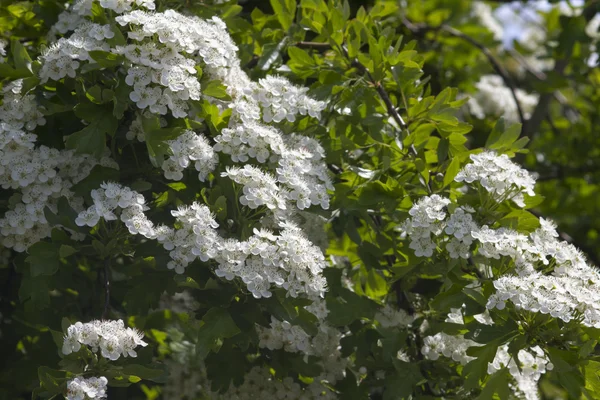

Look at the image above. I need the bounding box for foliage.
[0,0,599,399]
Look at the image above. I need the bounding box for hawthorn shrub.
[1,0,600,399]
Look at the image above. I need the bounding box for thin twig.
[343,50,417,155]
[294,41,332,51]
[102,257,111,319]
[400,17,526,129]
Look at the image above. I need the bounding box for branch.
[342,49,417,155]
[102,257,111,319]
[401,18,526,129]
[294,41,332,51]
[521,58,570,139]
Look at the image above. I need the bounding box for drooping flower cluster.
[421,307,487,365]
[76,183,328,298]
[488,345,553,400]
[255,298,348,390]
[467,75,538,123]
[38,1,334,301]
[455,151,536,207]
[62,319,148,360]
[66,376,108,400]
[421,305,552,400]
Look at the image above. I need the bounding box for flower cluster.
[62,319,148,360]
[405,151,600,328]
[161,130,217,181]
[467,75,538,123]
[455,151,536,207]
[487,268,600,327]
[219,366,336,400]
[488,345,553,400]
[258,316,311,353]
[374,305,413,328]
[214,121,285,163]
[250,76,327,123]
[76,183,328,298]
[40,23,112,82]
[255,298,348,387]
[0,80,117,252]
[421,332,478,365]
[222,166,288,212]
[66,376,108,400]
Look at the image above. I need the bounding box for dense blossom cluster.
[404,149,600,397]
[421,308,552,400]
[404,152,600,327]
[76,183,328,298]
[62,319,148,360]
[456,151,536,207]
[161,130,217,181]
[66,376,108,400]
[27,0,334,302]
[0,79,117,252]
[467,75,538,123]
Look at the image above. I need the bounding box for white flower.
[62,319,147,360]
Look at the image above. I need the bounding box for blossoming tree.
[0,0,599,399]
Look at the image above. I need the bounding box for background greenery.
[0,0,599,399]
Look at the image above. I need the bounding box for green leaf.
[197,308,241,359]
[585,361,600,397]
[476,369,510,400]
[463,342,499,390]
[326,288,378,326]
[202,80,231,100]
[141,115,184,167]
[121,364,167,383]
[45,197,84,232]
[26,242,60,277]
[486,118,522,152]
[66,105,118,158]
[270,0,296,30]
[443,157,461,187]
[37,367,66,395]
[499,210,540,232]
[11,38,33,74]
[59,245,77,258]
[70,165,120,198]
[0,63,31,79]
[365,269,387,298]
[288,46,314,66]
[88,50,124,68]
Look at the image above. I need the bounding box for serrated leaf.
[70,165,119,198]
[59,245,77,258]
[202,80,231,100]
[270,0,296,30]
[11,38,33,74]
[26,242,60,277]
[197,307,241,359]
[443,157,461,187]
